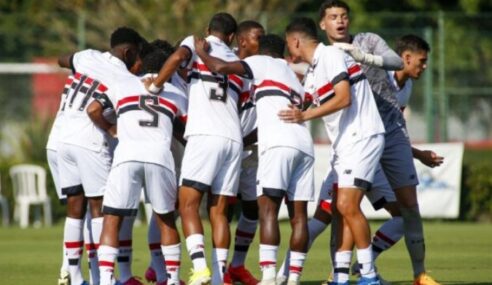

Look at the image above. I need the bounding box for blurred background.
[0,0,491,224]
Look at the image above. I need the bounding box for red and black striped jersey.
[241,55,314,157]
[309,43,385,149]
[180,35,242,143]
[59,49,126,152]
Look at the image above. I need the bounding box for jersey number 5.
[139,95,159,127]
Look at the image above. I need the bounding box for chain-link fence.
[1,11,491,150]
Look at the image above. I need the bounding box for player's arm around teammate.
[196,34,316,285]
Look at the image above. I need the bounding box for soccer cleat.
[79,282,90,285]
[413,273,441,285]
[145,266,157,283]
[228,265,259,285]
[358,276,381,285]
[286,280,300,285]
[116,276,144,285]
[188,268,211,285]
[223,271,233,285]
[57,270,70,285]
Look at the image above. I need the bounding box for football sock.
[288,251,306,282]
[212,247,228,284]
[88,216,102,285]
[259,244,278,281]
[372,217,404,260]
[186,234,208,271]
[278,217,328,279]
[162,243,181,284]
[401,206,426,277]
[148,215,166,282]
[98,245,118,285]
[357,246,376,278]
[64,217,84,285]
[118,216,135,282]
[333,251,351,283]
[230,214,257,267]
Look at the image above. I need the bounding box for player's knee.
[242,208,258,221]
[384,202,401,216]
[66,195,86,219]
[336,198,360,218]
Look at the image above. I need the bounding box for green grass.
[0,221,491,285]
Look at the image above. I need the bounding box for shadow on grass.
[301,280,491,285]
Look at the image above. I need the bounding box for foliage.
[463,161,492,221]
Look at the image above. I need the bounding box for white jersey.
[97,75,186,170]
[309,44,385,149]
[242,55,314,157]
[171,72,188,96]
[238,78,257,138]
[59,49,126,152]
[387,70,413,110]
[180,35,242,142]
[46,78,71,151]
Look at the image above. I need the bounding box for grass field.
[0,221,491,285]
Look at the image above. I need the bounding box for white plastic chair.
[0,173,10,226]
[10,164,52,228]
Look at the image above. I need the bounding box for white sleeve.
[323,47,350,85]
[179,36,196,69]
[242,55,265,81]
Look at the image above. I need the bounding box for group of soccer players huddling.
[46,1,445,285]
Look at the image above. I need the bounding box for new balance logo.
[344,169,352,174]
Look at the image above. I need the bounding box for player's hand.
[418,150,444,168]
[278,104,305,123]
[333,42,365,62]
[142,76,162,94]
[333,42,383,67]
[194,37,210,53]
[108,124,117,138]
[142,76,153,89]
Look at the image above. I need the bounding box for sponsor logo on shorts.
[344,169,352,174]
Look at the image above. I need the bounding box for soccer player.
[87,38,187,285]
[224,20,265,285]
[56,27,146,285]
[195,33,315,285]
[281,17,385,285]
[139,39,187,285]
[318,1,442,284]
[144,13,242,285]
[46,77,70,285]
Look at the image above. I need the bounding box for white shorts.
[333,134,384,190]
[47,149,66,201]
[58,143,111,198]
[381,126,419,189]
[238,145,258,201]
[103,162,177,216]
[171,137,185,182]
[318,163,396,213]
[180,135,242,196]
[257,147,314,201]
